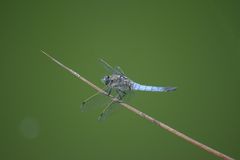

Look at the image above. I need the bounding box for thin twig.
[41,50,234,160]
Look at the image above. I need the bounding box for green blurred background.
[1,0,239,159]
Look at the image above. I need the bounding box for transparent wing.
[115,66,125,75]
[98,89,134,121]
[81,89,130,121]
[99,59,125,76]
[99,58,115,73]
[98,101,121,121]
[80,91,110,112]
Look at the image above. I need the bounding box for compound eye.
[105,76,110,85]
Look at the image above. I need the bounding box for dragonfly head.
[101,75,110,85]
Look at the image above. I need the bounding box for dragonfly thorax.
[101,74,133,92]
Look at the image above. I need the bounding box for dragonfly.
[81,59,176,120]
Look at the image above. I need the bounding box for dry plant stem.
[42,50,234,160]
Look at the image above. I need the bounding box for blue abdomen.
[131,82,176,92]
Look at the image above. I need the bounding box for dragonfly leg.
[116,89,126,100]
[106,88,112,96]
[98,100,115,121]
